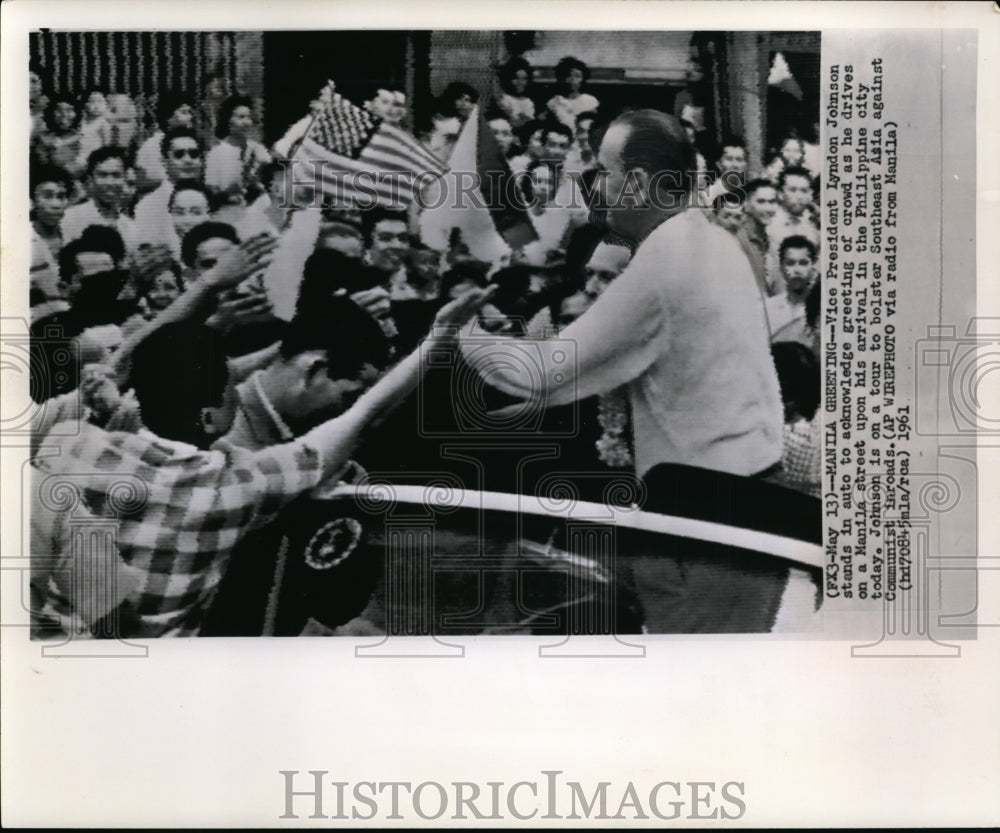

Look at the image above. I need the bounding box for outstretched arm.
[458,262,665,410]
[300,286,496,481]
[113,232,278,382]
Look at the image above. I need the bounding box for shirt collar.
[250,371,295,443]
[741,214,768,243]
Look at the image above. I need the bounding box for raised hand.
[203,232,279,290]
[432,285,498,331]
[207,283,275,333]
[347,287,392,322]
[80,363,122,418]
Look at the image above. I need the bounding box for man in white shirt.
[765,234,817,346]
[461,109,783,479]
[768,165,820,254]
[60,147,138,253]
[134,93,196,193]
[701,134,748,206]
[458,109,800,633]
[133,127,205,246]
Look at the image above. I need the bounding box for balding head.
[597,109,697,243]
[616,109,696,182]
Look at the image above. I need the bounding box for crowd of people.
[27,45,822,638]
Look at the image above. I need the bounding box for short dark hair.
[712,192,744,211]
[128,322,230,445]
[59,225,126,281]
[778,165,812,190]
[542,122,573,144]
[133,245,184,293]
[488,263,533,310]
[156,91,194,129]
[516,118,547,147]
[68,269,133,329]
[282,296,392,379]
[160,125,202,159]
[215,93,254,140]
[85,146,128,178]
[771,341,820,421]
[42,94,79,133]
[361,207,409,249]
[615,109,697,199]
[29,58,51,91]
[714,136,747,172]
[180,221,240,269]
[438,263,489,302]
[719,133,747,152]
[554,56,590,86]
[744,177,777,197]
[168,179,214,211]
[483,107,511,126]
[522,159,553,203]
[497,57,533,94]
[778,234,818,263]
[297,249,386,315]
[438,82,480,117]
[30,163,74,196]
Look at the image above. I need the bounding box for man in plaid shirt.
[31,260,494,638]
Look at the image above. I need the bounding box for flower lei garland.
[595,388,633,469]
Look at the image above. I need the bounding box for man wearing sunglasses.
[133,125,205,245]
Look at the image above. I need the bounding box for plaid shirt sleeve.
[781,416,822,497]
[32,424,327,637]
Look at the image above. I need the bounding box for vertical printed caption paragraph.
[824,58,913,607]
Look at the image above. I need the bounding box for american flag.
[289,84,447,209]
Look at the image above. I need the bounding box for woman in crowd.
[423,81,480,163]
[364,88,408,126]
[205,93,271,211]
[763,134,806,184]
[123,246,186,334]
[495,56,536,129]
[545,56,599,130]
[76,88,112,168]
[33,93,84,178]
[29,59,51,143]
[507,118,547,175]
[485,111,517,158]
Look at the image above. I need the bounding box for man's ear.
[619,167,650,207]
[290,350,328,386]
[632,167,652,195]
[198,407,219,436]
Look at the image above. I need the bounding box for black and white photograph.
[23,27,823,640]
[2,0,997,827]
